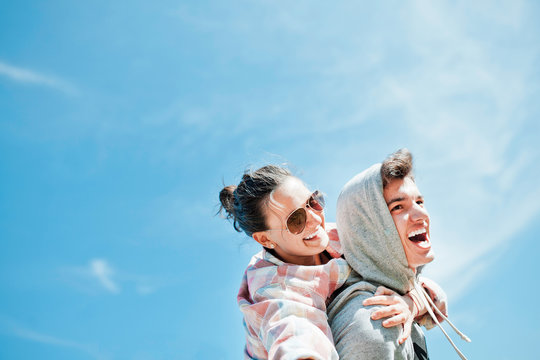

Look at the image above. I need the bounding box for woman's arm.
[242,297,339,360]
[361,285,417,344]
[362,276,449,343]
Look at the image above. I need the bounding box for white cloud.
[204,0,539,300]
[89,259,120,294]
[362,0,539,299]
[0,60,78,95]
[59,258,168,296]
[0,316,108,360]
[58,258,120,295]
[135,284,157,295]
[165,1,538,301]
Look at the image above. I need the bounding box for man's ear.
[252,231,274,249]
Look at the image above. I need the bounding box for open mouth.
[408,228,428,243]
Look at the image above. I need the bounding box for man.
[327,149,437,360]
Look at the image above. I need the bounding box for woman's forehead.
[268,177,310,210]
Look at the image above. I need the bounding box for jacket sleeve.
[330,290,414,360]
[242,296,339,360]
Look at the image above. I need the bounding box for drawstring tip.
[413,281,471,358]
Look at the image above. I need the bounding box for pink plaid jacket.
[237,233,351,360]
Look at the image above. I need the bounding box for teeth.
[408,228,426,238]
[304,228,320,240]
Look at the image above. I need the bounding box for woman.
[220,165,438,360]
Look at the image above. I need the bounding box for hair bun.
[219,185,237,219]
[217,165,292,237]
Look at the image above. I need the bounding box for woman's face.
[255,176,329,265]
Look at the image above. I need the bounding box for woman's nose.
[305,207,323,224]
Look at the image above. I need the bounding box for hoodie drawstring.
[413,281,471,360]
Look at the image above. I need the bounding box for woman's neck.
[271,249,329,266]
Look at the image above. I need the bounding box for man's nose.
[410,204,429,222]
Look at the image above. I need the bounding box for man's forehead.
[385,177,422,198]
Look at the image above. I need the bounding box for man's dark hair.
[380,148,414,188]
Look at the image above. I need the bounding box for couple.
[220,149,468,359]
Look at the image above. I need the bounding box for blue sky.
[1,1,539,359]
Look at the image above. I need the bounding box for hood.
[336,163,471,359]
[336,163,415,295]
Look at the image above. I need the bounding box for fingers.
[363,286,399,306]
[363,295,401,306]
[374,286,396,296]
[380,313,408,328]
[365,286,416,337]
[402,293,419,318]
[436,298,448,318]
[421,280,449,320]
[327,228,339,241]
[398,321,412,344]
[370,304,406,321]
[434,301,448,320]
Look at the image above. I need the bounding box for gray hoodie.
[327,163,429,360]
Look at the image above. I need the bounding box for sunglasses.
[267,190,325,235]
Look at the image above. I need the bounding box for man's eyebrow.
[386,197,405,206]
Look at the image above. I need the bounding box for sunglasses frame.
[266,190,325,235]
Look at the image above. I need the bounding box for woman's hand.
[419,277,448,322]
[362,286,417,345]
[325,222,339,241]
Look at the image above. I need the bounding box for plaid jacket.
[237,233,351,360]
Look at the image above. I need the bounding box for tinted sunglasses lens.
[309,191,325,211]
[287,208,307,234]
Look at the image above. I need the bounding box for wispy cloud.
[0,316,108,359]
[0,60,79,95]
[158,1,539,301]
[59,258,167,296]
[183,0,538,300]
[89,259,120,294]
[363,0,539,298]
[256,0,539,301]
[59,258,120,295]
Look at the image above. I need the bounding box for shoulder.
[330,290,402,357]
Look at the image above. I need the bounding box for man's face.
[383,176,435,270]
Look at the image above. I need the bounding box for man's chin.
[410,253,435,269]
